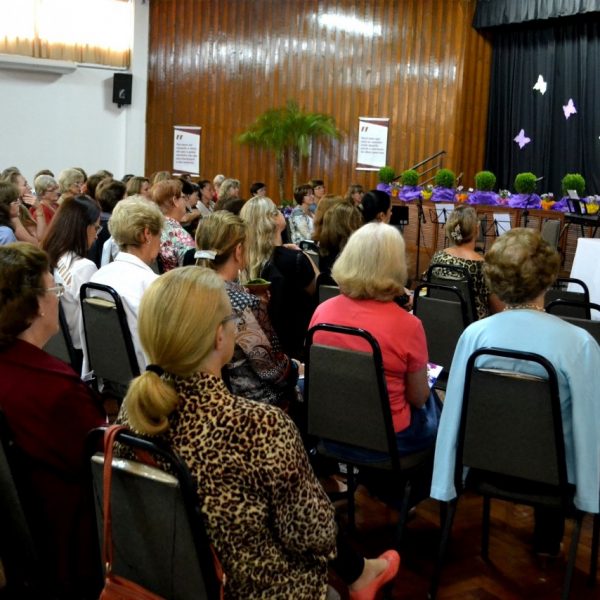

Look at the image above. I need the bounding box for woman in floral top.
[194,211,298,407]
[151,179,194,271]
[288,184,316,244]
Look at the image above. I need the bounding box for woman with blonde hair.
[151,178,194,271]
[310,223,440,456]
[428,204,502,318]
[89,196,164,370]
[57,167,85,201]
[190,211,299,406]
[118,267,337,597]
[344,183,364,206]
[240,196,318,359]
[2,170,43,244]
[125,175,151,199]
[216,177,241,206]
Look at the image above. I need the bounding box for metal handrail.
[392,149,446,183]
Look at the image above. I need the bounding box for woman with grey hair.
[57,167,85,202]
[33,174,60,226]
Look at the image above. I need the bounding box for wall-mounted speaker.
[112,73,132,107]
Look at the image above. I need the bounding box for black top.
[261,246,316,359]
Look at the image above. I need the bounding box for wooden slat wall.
[145,0,491,201]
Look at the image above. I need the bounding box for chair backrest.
[80,283,140,386]
[426,263,477,323]
[541,219,561,249]
[546,301,600,345]
[318,284,341,304]
[43,301,79,369]
[0,412,41,596]
[90,428,221,600]
[544,277,590,318]
[457,348,567,491]
[304,324,400,468]
[413,282,470,372]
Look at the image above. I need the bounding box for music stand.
[428,203,455,249]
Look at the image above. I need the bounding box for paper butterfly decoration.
[563,99,577,119]
[533,75,547,95]
[514,129,531,149]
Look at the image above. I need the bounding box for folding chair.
[545,278,590,318]
[545,301,600,345]
[429,348,599,600]
[80,283,140,393]
[299,240,320,269]
[304,324,434,547]
[43,301,80,372]
[89,427,223,599]
[413,282,471,390]
[425,263,478,323]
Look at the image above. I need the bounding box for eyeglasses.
[46,283,65,298]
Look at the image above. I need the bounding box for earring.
[40,312,45,317]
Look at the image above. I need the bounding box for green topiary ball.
[401,169,419,187]
[514,172,537,194]
[378,166,396,184]
[561,173,586,197]
[474,170,496,191]
[434,168,456,188]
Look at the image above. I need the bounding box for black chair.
[89,427,223,599]
[299,239,320,269]
[42,301,80,372]
[425,263,478,323]
[545,278,591,318]
[304,324,434,547]
[546,300,600,336]
[0,412,42,598]
[429,348,599,600]
[80,283,140,393]
[412,282,471,390]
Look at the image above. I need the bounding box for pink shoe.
[349,550,401,600]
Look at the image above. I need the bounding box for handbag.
[98,424,165,600]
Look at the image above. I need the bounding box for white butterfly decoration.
[533,75,547,95]
[563,98,577,119]
[514,129,531,149]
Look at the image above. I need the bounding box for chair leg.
[346,464,356,531]
[395,481,413,548]
[588,513,600,587]
[562,510,583,600]
[481,496,491,561]
[429,499,458,600]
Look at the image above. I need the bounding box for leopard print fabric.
[117,372,336,599]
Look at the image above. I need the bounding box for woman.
[240,196,318,359]
[216,177,240,205]
[179,178,202,235]
[33,174,61,227]
[151,178,195,271]
[0,243,106,597]
[319,201,363,281]
[288,184,316,244]
[431,228,600,555]
[196,179,216,217]
[89,196,163,371]
[428,205,503,319]
[57,167,85,202]
[0,181,19,245]
[125,175,151,199]
[360,189,392,223]
[3,170,44,244]
[310,223,440,456]
[118,267,398,599]
[312,194,344,245]
[345,183,365,206]
[41,195,101,359]
[193,211,298,406]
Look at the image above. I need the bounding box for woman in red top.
[310,223,440,456]
[0,243,106,598]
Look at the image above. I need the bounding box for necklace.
[504,303,545,312]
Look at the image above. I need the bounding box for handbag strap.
[102,424,128,574]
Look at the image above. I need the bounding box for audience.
[126,175,151,198]
[432,228,600,555]
[241,196,318,359]
[196,179,215,217]
[312,194,344,245]
[216,177,241,207]
[345,183,365,206]
[308,177,327,205]
[193,211,299,407]
[212,173,226,198]
[310,223,440,457]
[150,178,194,271]
[89,196,163,371]
[57,167,85,202]
[2,170,42,244]
[359,189,392,223]
[250,181,267,197]
[0,243,105,598]
[33,174,61,227]
[288,184,316,244]
[84,172,109,202]
[179,178,202,235]
[0,181,19,245]
[41,195,101,364]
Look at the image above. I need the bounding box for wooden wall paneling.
[146,0,492,202]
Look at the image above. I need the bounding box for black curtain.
[485,15,600,197]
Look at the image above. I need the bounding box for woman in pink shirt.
[309,223,440,456]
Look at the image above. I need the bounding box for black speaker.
[112,73,132,107]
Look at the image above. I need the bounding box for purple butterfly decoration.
[514,129,531,149]
[563,99,577,119]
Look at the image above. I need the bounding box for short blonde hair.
[108,195,164,250]
[195,211,246,270]
[124,267,231,434]
[332,223,407,301]
[217,178,240,202]
[484,228,559,304]
[239,196,278,279]
[446,205,478,245]
[57,168,84,193]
